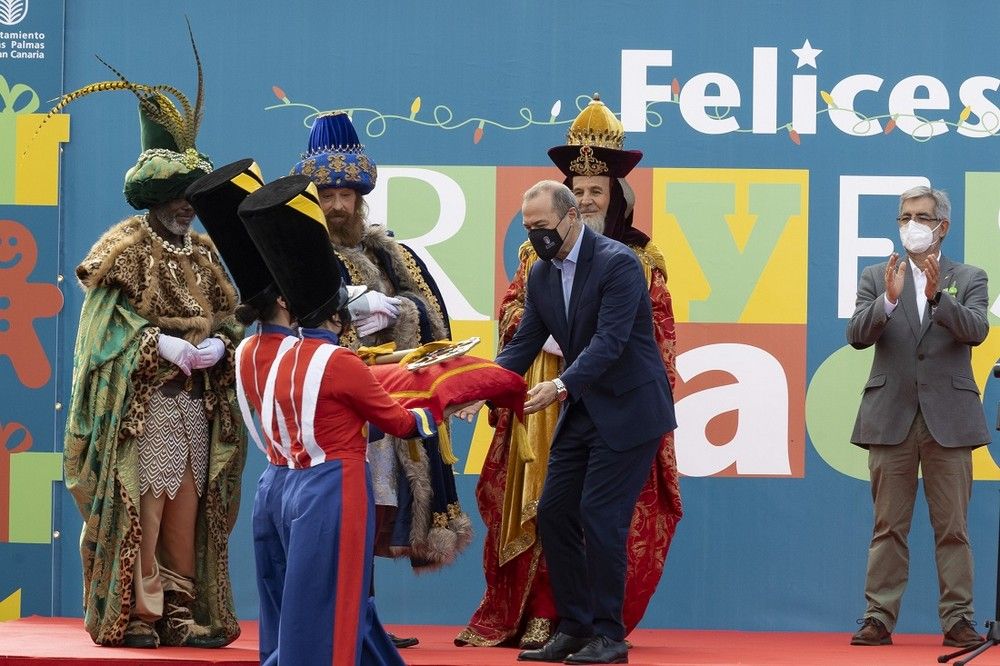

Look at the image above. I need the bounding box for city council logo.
[0,0,28,27]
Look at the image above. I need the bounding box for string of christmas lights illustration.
[266,87,596,144]
[265,81,999,145]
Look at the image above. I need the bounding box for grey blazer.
[847,254,990,448]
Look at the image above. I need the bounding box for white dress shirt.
[884,252,939,323]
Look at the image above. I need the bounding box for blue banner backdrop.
[0,0,65,622]
[0,0,998,635]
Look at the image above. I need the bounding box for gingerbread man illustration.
[0,220,63,389]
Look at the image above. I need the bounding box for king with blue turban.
[290,114,473,619]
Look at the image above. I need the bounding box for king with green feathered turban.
[46,32,214,211]
[123,106,213,210]
[52,23,245,651]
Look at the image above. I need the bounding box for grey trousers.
[863,410,974,633]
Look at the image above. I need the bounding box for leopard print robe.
[64,215,246,645]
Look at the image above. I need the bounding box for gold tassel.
[407,439,421,462]
[437,422,459,465]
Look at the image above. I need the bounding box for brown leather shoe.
[944,618,984,648]
[850,617,892,646]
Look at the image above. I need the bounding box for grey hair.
[524,180,578,219]
[899,185,950,221]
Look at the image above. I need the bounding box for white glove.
[354,312,393,337]
[157,334,198,376]
[347,288,402,319]
[191,337,226,370]
[542,335,563,358]
[346,284,368,300]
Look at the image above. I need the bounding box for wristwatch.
[551,377,568,402]
[929,290,942,307]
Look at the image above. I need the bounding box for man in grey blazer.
[848,185,991,648]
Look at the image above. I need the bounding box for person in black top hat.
[239,175,437,666]
[291,111,472,648]
[186,159,298,664]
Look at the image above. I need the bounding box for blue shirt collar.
[552,224,585,270]
[300,327,340,345]
[259,323,296,337]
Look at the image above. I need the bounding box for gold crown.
[565,93,625,149]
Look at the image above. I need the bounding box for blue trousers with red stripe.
[253,464,288,664]
[274,459,403,666]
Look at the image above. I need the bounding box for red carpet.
[0,617,998,665]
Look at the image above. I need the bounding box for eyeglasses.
[896,214,940,225]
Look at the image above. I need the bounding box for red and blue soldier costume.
[186,159,296,663]
[239,174,436,666]
[235,324,296,662]
[264,327,434,665]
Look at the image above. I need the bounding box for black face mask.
[528,215,568,261]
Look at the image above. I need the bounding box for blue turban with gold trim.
[290,112,377,195]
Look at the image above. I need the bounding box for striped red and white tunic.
[265,327,422,665]
[234,323,297,467]
[267,334,427,469]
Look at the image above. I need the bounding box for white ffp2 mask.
[899,219,940,254]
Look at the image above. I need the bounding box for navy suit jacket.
[495,226,676,451]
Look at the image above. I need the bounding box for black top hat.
[185,159,278,312]
[238,175,348,328]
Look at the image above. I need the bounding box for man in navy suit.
[493,180,676,664]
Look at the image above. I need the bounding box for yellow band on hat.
[231,164,264,194]
[286,183,326,229]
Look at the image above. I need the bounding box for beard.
[153,207,193,237]
[580,211,606,235]
[326,208,366,247]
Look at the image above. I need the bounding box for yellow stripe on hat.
[231,162,264,194]
[303,181,321,203]
[285,185,326,229]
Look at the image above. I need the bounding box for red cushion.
[370,356,526,422]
